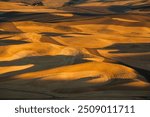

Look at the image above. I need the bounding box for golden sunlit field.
[0,0,150,99]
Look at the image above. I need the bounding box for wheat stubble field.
[0,0,150,99]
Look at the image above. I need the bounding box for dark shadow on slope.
[40,32,64,37]
[131,5,150,10]
[121,62,150,83]
[108,4,150,13]
[0,55,90,81]
[0,74,150,99]
[106,56,150,83]
[108,5,132,13]
[0,11,107,24]
[63,0,88,7]
[41,32,91,37]
[0,31,21,34]
[73,12,102,16]
[0,10,150,28]
[95,43,150,81]
[0,11,67,23]
[0,39,29,46]
[102,43,150,53]
[40,35,65,46]
[40,32,91,46]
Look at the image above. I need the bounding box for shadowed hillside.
[0,0,150,99]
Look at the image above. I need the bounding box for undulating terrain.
[0,0,150,99]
